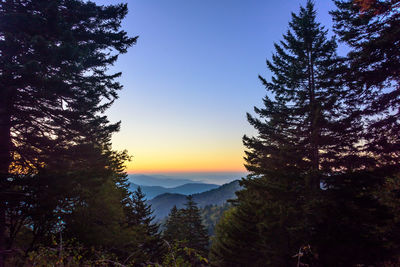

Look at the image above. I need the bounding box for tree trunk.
[307,45,320,191]
[0,88,11,267]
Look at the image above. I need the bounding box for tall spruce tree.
[182,195,209,256]
[125,187,165,264]
[163,205,183,244]
[212,2,358,266]
[163,196,209,258]
[210,205,262,267]
[243,0,357,187]
[331,0,400,169]
[0,1,136,265]
[327,1,400,264]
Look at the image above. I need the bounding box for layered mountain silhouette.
[148,180,241,219]
[129,182,219,200]
[128,174,199,188]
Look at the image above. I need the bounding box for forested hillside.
[149,180,241,219]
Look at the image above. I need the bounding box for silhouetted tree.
[210,206,261,267]
[212,1,365,266]
[332,0,400,168]
[163,196,209,265]
[182,195,209,256]
[0,0,136,265]
[125,187,165,264]
[163,205,183,243]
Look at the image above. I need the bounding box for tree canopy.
[211,1,400,266]
[0,0,139,265]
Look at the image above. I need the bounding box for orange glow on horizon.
[126,167,247,174]
[122,150,247,174]
[111,126,249,176]
[124,161,247,174]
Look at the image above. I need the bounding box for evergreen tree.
[182,195,209,256]
[163,196,209,263]
[322,1,400,263]
[125,187,165,264]
[64,175,133,254]
[212,2,360,266]
[210,206,261,267]
[314,169,395,266]
[331,0,400,168]
[0,0,136,265]
[163,205,184,244]
[243,0,356,187]
[200,203,231,236]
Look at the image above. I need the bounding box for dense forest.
[0,0,399,266]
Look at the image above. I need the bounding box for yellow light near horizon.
[110,121,250,174]
[124,151,246,173]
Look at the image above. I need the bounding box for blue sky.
[93,0,341,173]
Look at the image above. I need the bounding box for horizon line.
[126,169,248,175]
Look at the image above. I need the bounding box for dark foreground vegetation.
[0,0,399,266]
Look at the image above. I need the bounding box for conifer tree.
[163,205,183,243]
[0,1,136,265]
[213,2,358,266]
[125,187,165,264]
[182,195,209,256]
[331,0,400,169]
[163,196,209,258]
[210,206,261,267]
[243,0,356,187]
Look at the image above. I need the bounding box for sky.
[93,0,340,174]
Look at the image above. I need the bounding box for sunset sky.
[95,0,340,174]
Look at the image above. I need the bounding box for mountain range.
[129,182,219,200]
[128,172,247,187]
[148,180,242,219]
[128,174,200,188]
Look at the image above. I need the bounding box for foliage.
[6,239,125,266]
[209,207,252,267]
[162,240,209,267]
[0,0,166,265]
[243,0,357,183]
[124,187,166,264]
[211,1,400,266]
[315,170,395,265]
[163,196,209,266]
[219,1,352,265]
[200,204,231,236]
[332,0,400,168]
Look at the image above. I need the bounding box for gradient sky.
[93,0,340,174]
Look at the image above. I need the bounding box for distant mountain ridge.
[129,182,219,200]
[148,180,242,219]
[127,172,247,187]
[128,174,200,188]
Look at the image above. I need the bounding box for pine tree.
[213,2,359,266]
[210,206,262,267]
[182,195,209,256]
[163,205,184,243]
[125,187,165,264]
[324,1,400,264]
[314,169,395,266]
[0,1,136,265]
[163,196,209,260]
[331,0,400,168]
[63,175,133,253]
[243,0,357,187]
